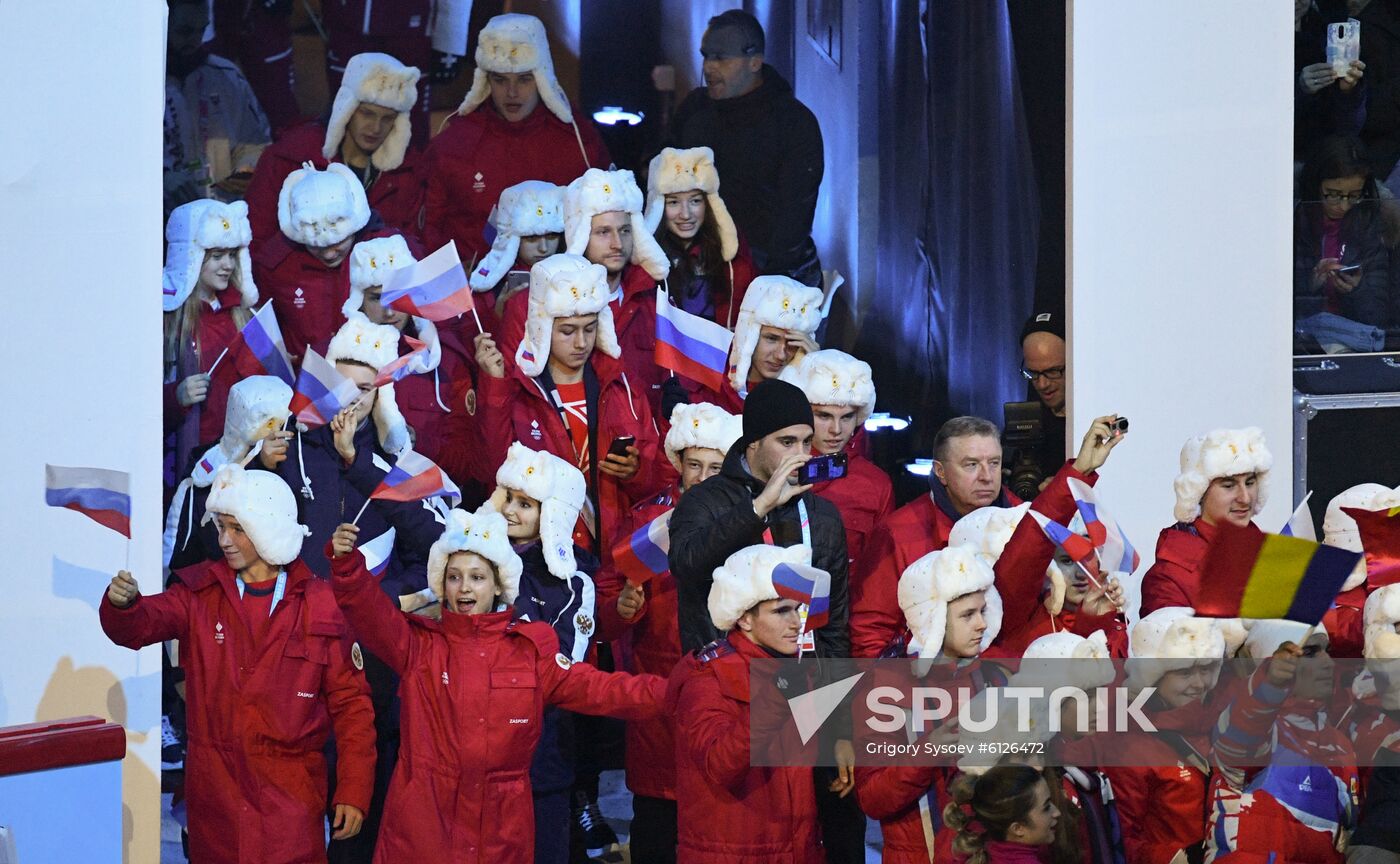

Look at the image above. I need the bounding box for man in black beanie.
[668,378,850,657]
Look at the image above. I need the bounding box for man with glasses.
[665,9,826,286]
[1018,310,1069,491]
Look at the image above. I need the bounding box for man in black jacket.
[667,10,825,286]
[669,378,849,656]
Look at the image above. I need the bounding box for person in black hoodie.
[666,10,825,286]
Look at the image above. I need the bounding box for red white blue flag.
[1066,478,1142,574]
[380,242,474,321]
[1028,509,1098,563]
[45,464,131,538]
[611,510,673,586]
[290,348,361,429]
[370,449,461,504]
[227,302,295,386]
[372,336,431,387]
[772,561,831,632]
[654,288,733,392]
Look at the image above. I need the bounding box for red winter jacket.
[594,485,683,800]
[811,444,894,577]
[1323,585,1367,659]
[328,550,664,863]
[1102,702,1213,864]
[244,122,423,245]
[164,286,249,445]
[422,106,610,269]
[993,602,1129,659]
[1140,519,1265,615]
[252,237,354,361]
[850,462,1095,660]
[478,350,660,554]
[669,631,822,864]
[100,559,375,864]
[388,325,476,489]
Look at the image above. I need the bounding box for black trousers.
[629,795,677,864]
[814,765,867,864]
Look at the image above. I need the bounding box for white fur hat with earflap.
[322,52,420,172]
[1326,483,1399,593]
[163,200,257,312]
[1019,629,1116,691]
[664,402,743,474]
[200,376,293,481]
[201,464,310,566]
[278,162,371,247]
[327,314,411,456]
[643,146,739,262]
[948,503,1034,566]
[564,168,670,281]
[489,442,588,580]
[1124,606,1227,692]
[427,506,524,607]
[778,349,877,426]
[344,236,442,374]
[708,543,814,632]
[471,180,566,291]
[1364,584,1400,659]
[1173,427,1272,523]
[515,253,618,378]
[896,545,1002,658]
[456,14,573,123]
[1239,618,1327,660]
[956,685,1053,775]
[728,276,824,392]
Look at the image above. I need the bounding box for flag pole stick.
[204,346,231,379]
[124,537,131,574]
[470,302,484,335]
[350,497,372,527]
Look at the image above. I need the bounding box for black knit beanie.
[742,379,815,444]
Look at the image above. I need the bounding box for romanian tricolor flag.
[1343,505,1400,589]
[1194,523,1362,624]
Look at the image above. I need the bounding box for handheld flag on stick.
[1066,478,1141,574]
[654,288,734,392]
[1281,492,1318,541]
[611,511,673,586]
[359,527,396,577]
[1343,505,1400,589]
[1027,510,1097,564]
[290,348,361,429]
[771,561,832,632]
[225,302,295,386]
[1194,523,1361,624]
[372,336,430,387]
[380,242,474,322]
[45,464,132,538]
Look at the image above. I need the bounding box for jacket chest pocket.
[281,629,335,692]
[488,669,538,727]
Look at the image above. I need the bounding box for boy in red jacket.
[669,542,831,864]
[101,465,375,864]
[328,506,664,863]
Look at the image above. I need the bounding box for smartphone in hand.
[799,452,848,484]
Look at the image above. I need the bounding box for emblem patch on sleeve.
[351,641,364,671]
[555,653,573,670]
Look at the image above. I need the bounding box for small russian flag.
[359,527,396,577]
[290,348,362,429]
[380,242,474,322]
[228,302,295,386]
[372,336,431,387]
[611,511,673,586]
[1066,478,1142,574]
[653,288,734,393]
[370,449,462,505]
[45,464,132,538]
[771,561,831,632]
[1280,492,1317,542]
[1028,510,1097,563]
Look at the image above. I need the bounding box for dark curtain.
[860,0,1041,449]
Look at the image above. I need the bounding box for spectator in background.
[163,0,271,212]
[210,0,300,133]
[1295,0,1366,163]
[644,146,757,329]
[162,200,258,480]
[245,53,423,243]
[1295,136,1397,349]
[779,349,893,579]
[424,13,611,273]
[254,163,375,360]
[1014,310,1069,491]
[321,0,474,151]
[667,10,824,286]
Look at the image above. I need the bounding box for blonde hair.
[163,250,252,381]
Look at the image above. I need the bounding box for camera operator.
[1006,310,1068,498]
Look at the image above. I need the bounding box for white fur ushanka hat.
[488,442,588,580]
[896,545,1002,658]
[515,253,618,378]
[1173,427,1272,523]
[947,503,1033,565]
[427,506,524,606]
[643,146,738,262]
[728,276,824,391]
[278,162,371,247]
[455,13,573,124]
[709,543,815,632]
[1365,584,1400,659]
[343,236,442,374]
[1020,629,1116,690]
[326,314,411,456]
[471,180,566,291]
[163,200,257,312]
[202,464,311,566]
[664,402,743,474]
[1124,606,1229,692]
[778,349,876,425]
[322,52,420,172]
[563,168,670,282]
